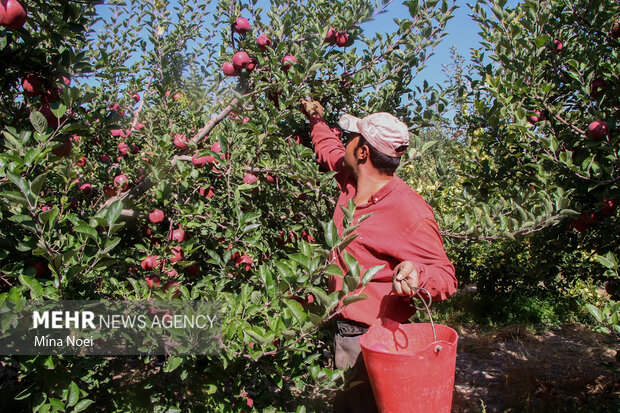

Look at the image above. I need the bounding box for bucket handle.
[410,286,442,353]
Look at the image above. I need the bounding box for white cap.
[338,112,409,157]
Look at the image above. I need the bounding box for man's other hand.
[299,99,324,119]
[392,261,419,296]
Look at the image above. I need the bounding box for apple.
[76,156,86,167]
[39,104,59,128]
[222,62,239,77]
[22,74,45,97]
[170,228,186,243]
[170,246,184,263]
[611,22,619,39]
[192,154,208,167]
[80,183,92,195]
[100,154,111,163]
[141,256,160,271]
[324,27,337,44]
[232,51,250,69]
[0,0,27,30]
[243,173,258,184]
[265,174,275,184]
[114,174,129,191]
[145,274,161,289]
[281,55,297,71]
[256,34,272,50]
[335,32,349,47]
[601,199,617,216]
[245,56,258,72]
[132,93,140,103]
[301,229,315,242]
[52,138,72,157]
[200,185,215,198]
[233,17,250,35]
[103,184,115,196]
[62,76,71,86]
[163,281,181,298]
[590,78,606,97]
[173,92,182,100]
[233,252,253,271]
[186,263,200,277]
[173,133,188,149]
[111,129,126,138]
[211,141,221,153]
[136,122,146,130]
[118,141,130,156]
[149,209,165,223]
[588,120,608,139]
[527,109,543,124]
[554,39,563,52]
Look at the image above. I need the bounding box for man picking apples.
[299,100,457,413]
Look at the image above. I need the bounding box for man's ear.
[356,143,369,162]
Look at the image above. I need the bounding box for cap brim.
[338,114,361,133]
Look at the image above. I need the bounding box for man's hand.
[392,261,419,296]
[299,99,324,119]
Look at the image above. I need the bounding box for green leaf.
[586,304,603,323]
[50,102,67,120]
[164,356,183,372]
[74,225,98,241]
[67,381,80,407]
[30,111,48,134]
[285,299,306,325]
[342,251,359,279]
[324,221,339,248]
[324,264,343,277]
[343,294,367,306]
[361,265,385,286]
[18,275,43,299]
[106,200,123,227]
[73,399,95,412]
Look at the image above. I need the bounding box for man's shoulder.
[388,176,435,220]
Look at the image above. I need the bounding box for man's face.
[343,132,362,173]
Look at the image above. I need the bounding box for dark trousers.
[333,320,379,413]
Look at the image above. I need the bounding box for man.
[299,100,457,413]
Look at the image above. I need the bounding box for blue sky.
[94,0,522,88]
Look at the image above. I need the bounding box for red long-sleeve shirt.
[311,118,457,326]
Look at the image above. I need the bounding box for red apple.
[136,122,146,130]
[170,228,186,243]
[39,104,59,128]
[281,55,297,71]
[554,39,563,52]
[173,92,182,101]
[111,129,126,138]
[233,17,250,35]
[232,51,250,69]
[100,154,111,163]
[256,34,272,50]
[192,154,208,167]
[588,120,608,139]
[22,74,45,97]
[173,133,188,149]
[324,27,337,44]
[132,93,140,103]
[200,185,215,199]
[163,281,181,298]
[186,263,200,277]
[52,139,72,157]
[149,209,164,223]
[222,62,238,77]
[335,32,349,47]
[590,78,606,97]
[611,22,619,39]
[141,256,160,271]
[0,0,27,30]
[170,246,184,263]
[114,174,129,191]
[103,184,116,196]
[601,199,617,216]
[243,173,258,184]
[80,183,92,195]
[118,141,130,156]
[145,274,161,289]
[265,174,275,184]
[527,109,543,124]
[245,56,258,72]
[76,157,86,167]
[211,141,221,153]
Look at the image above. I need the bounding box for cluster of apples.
[221,17,298,77]
[324,26,349,47]
[0,0,26,29]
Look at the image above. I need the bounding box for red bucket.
[359,319,459,413]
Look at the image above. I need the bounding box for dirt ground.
[451,323,619,413]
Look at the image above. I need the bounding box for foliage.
[0,0,457,410]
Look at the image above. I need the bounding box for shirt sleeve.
[397,217,457,302]
[310,118,344,173]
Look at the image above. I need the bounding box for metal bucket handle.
[410,286,442,353]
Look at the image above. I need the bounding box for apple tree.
[0,0,457,410]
